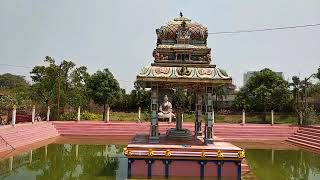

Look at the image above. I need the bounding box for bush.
[302,106,320,125]
[81,111,102,120]
[142,110,150,122]
[59,113,77,121]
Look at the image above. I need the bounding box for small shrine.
[136,12,232,144]
[124,13,244,179]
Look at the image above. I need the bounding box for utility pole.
[57,64,62,120]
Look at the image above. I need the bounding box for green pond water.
[0,144,319,180]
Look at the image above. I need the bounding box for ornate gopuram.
[124,13,245,179]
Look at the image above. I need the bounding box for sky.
[0,0,320,92]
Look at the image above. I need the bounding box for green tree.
[68,66,90,109]
[289,76,303,111]
[30,56,89,119]
[213,85,227,110]
[316,66,320,80]
[87,69,120,120]
[234,68,291,120]
[0,73,29,89]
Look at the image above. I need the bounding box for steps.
[0,121,301,155]
[0,122,59,152]
[214,124,298,141]
[286,126,320,152]
[53,122,298,142]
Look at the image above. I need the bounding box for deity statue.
[158,95,176,120]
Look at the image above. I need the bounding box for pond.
[0,143,320,180]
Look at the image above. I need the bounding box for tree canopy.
[87,68,120,120]
[234,68,291,112]
[0,73,29,89]
[30,56,89,119]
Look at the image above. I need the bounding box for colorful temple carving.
[126,13,244,179]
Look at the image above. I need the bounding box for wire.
[0,63,33,68]
[208,23,320,35]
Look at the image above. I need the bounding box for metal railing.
[0,135,15,151]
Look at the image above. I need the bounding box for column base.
[204,138,214,144]
[149,136,160,144]
[195,131,202,136]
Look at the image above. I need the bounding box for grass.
[93,111,300,124]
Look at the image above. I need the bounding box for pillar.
[299,111,303,125]
[242,109,246,125]
[181,113,184,123]
[45,145,48,159]
[12,105,16,126]
[46,106,50,121]
[105,145,108,157]
[195,90,203,136]
[77,106,81,121]
[31,105,35,123]
[212,110,215,123]
[163,160,171,178]
[106,106,110,122]
[9,156,13,171]
[29,150,33,164]
[75,144,79,160]
[271,110,274,125]
[149,84,159,143]
[176,112,182,130]
[204,86,214,144]
[271,149,274,165]
[138,107,141,123]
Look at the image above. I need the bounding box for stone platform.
[124,135,245,179]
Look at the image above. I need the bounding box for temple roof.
[136,66,231,88]
[156,13,208,45]
[136,14,232,88]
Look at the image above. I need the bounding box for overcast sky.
[1,0,320,92]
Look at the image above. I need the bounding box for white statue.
[158,95,176,120]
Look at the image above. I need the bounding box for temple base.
[125,135,244,179]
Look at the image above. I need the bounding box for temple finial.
[180,12,183,17]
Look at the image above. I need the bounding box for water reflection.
[0,144,127,180]
[245,149,320,180]
[1,145,320,180]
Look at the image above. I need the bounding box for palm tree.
[289,76,302,111]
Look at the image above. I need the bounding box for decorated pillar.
[150,84,159,143]
[195,90,203,136]
[204,86,214,144]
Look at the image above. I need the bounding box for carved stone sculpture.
[158,95,176,119]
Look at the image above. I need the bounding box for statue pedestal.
[166,128,192,140]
